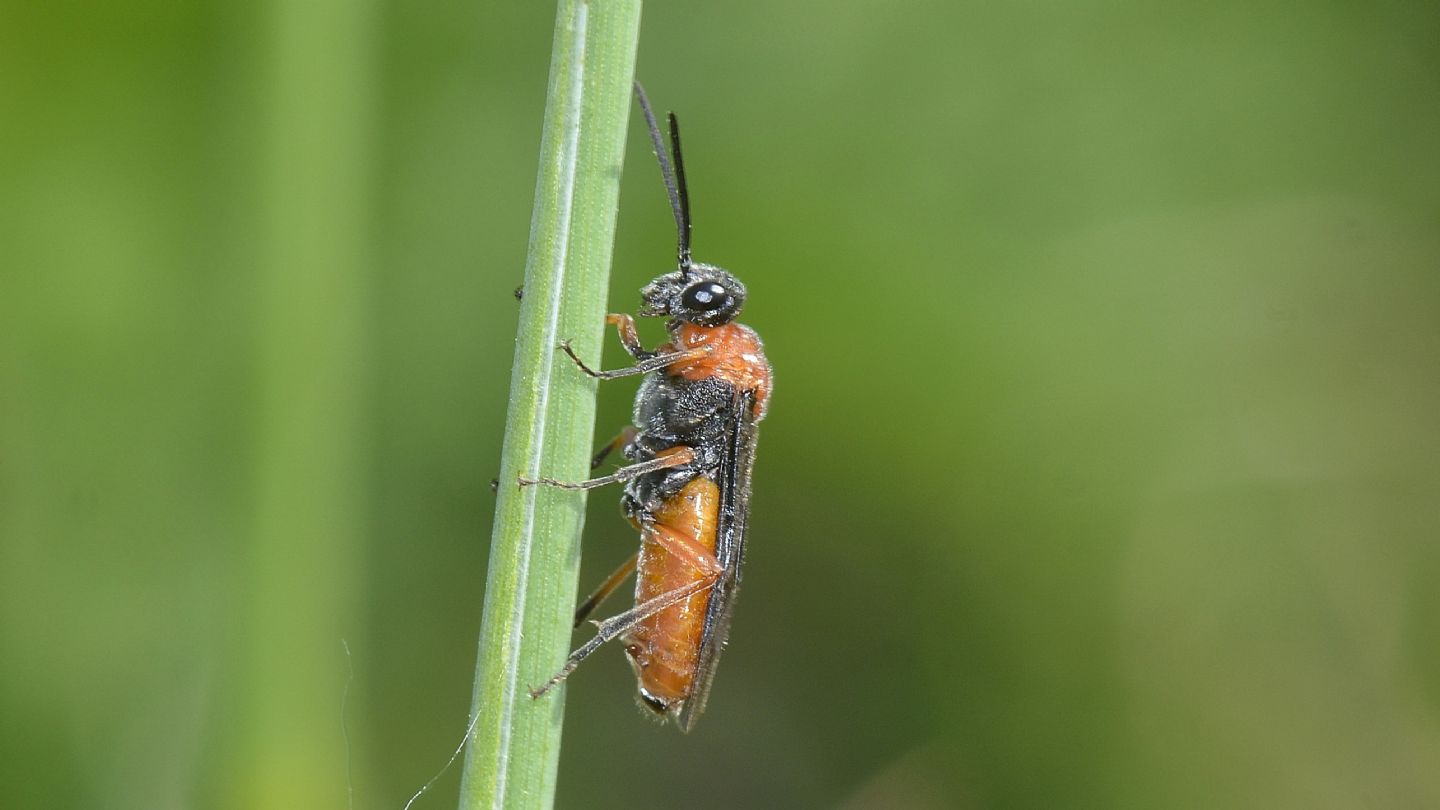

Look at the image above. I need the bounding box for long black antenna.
[667,112,692,270]
[633,81,693,274]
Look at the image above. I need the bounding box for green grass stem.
[457,2,642,808]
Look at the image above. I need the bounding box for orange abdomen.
[624,476,720,706]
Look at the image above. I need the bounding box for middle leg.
[518,446,696,491]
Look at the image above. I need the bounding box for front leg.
[605,313,651,361]
[559,340,707,381]
[557,312,710,381]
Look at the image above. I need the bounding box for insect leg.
[574,519,719,628]
[530,572,719,699]
[590,426,639,470]
[518,446,695,490]
[643,520,724,577]
[559,340,707,380]
[605,314,651,361]
[573,551,639,627]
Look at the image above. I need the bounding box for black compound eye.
[681,282,729,312]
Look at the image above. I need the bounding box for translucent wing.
[677,389,759,732]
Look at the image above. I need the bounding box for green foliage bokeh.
[2,2,1438,808]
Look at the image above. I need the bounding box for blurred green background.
[3,1,1439,808]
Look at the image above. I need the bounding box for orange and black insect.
[519,82,772,731]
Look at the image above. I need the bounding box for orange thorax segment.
[624,475,720,704]
[665,322,772,417]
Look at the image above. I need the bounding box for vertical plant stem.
[458,2,642,808]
